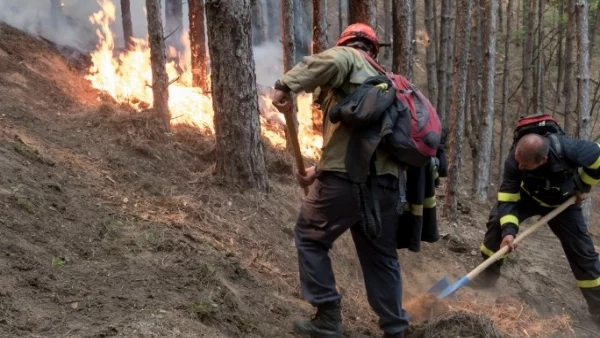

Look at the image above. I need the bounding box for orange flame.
[85,0,322,159]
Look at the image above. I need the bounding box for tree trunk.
[281,0,299,152]
[412,0,417,55]
[444,0,456,125]
[383,0,392,65]
[165,0,184,54]
[446,0,472,222]
[120,0,134,50]
[474,0,497,202]
[499,0,513,185]
[313,0,328,53]
[521,0,534,115]
[554,0,565,116]
[576,0,592,227]
[251,0,267,45]
[588,1,600,56]
[145,0,170,131]
[425,0,438,104]
[293,0,312,63]
[349,0,377,28]
[468,1,482,190]
[533,0,545,113]
[564,0,577,136]
[189,0,209,92]
[205,0,269,191]
[392,0,413,80]
[437,0,452,126]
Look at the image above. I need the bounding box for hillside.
[0,22,598,338]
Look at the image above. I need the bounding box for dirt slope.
[0,23,598,338]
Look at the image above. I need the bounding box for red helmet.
[336,23,379,55]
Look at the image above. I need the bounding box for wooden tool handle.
[465,196,576,280]
[282,109,309,196]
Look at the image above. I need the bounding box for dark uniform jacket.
[497,135,600,238]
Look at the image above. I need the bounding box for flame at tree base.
[85,0,323,160]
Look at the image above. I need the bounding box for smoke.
[0,0,282,87]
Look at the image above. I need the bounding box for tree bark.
[120,0,134,50]
[533,0,545,114]
[554,0,565,116]
[576,0,592,227]
[468,1,482,189]
[349,0,377,28]
[251,0,267,45]
[425,0,438,104]
[437,0,452,126]
[564,0,577,136]
[313,0,328,53]
[205,0,269,191]
[588,2,600,55]
[474,0,497,202]
[499,0,513,185]
[165,0,184,54]
[392,0,413,80]
[145,0,170,131]
[521,0,534,115]
[281,0,299,152]
[411,0,417,55]
[189,0,209,92]
[446,0,472,222]
[383,0,392,65]
[444,0,456,126]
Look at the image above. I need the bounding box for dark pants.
[294,171,409,334]
[481,193,600,316]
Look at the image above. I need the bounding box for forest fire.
[85,0,322,159]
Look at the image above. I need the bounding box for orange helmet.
[336,23,380,55]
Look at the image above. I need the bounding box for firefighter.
[272,24,409,338]
[473,132,600,327]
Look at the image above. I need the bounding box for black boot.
[294,301,343,338]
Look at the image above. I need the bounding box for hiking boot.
[294,301,343,338]
[382,332,404,338]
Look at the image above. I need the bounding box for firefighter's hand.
[272,89,293,113]
[296,166,316,187]
[500,235,517,253]
[574,190,588,203]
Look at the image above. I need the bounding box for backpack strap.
[548,133,577,178]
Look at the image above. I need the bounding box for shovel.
[428,196,577,299]
[282,107,309,196]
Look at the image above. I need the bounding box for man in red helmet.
[272,24,409,338]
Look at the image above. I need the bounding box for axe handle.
[283,110,309,196]
[465,196,576,281]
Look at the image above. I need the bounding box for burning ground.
[0,4,599,338]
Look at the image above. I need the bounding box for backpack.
[359,51,442,167]
[512,113,576,178]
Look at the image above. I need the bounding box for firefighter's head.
[336,23,380,58]
[515,134,550,171]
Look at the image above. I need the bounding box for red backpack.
[360,51,442,167]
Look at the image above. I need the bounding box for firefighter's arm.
[497,152,522,238]
[280,47,353,93]
[562,137,600,193]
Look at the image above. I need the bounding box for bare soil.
[0,23,598,338]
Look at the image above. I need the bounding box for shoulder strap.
[548,134,576,177]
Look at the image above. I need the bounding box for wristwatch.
[274,79,291,93]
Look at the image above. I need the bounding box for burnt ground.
[0,23,598,338]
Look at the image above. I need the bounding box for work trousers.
[481,193,600,316]
[294,171,410,334]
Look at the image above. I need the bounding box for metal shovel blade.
[426,276,451,296]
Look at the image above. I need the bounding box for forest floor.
[0,23,599,338]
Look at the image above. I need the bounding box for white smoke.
[0,0,281,86]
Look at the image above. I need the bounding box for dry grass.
[404,294,574,338]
